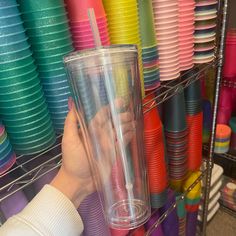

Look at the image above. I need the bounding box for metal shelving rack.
[0,0,229,235]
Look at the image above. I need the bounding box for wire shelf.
[219,202,236,217]
[203,144,236,162]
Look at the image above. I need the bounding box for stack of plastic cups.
[223,30,236,78]
[183,172,201,236]
[143,94,168,209]
[145,210,164,236]
[184,71,203,171]
[78,192,111,236]
[103,0,145,97]
[0,0,56,154]
[18,0,73,133]
[194,0,218,64]
[131,226,146,236]
[229,117,236,153]
[138,0,160,92]
[152,0,180,81]
[214,124,231,154]
[164,87,188,192]
[0,176,28,220]
[0,121,16,174]
[65,0,110,50]
[202,99,212,143]
[176,194,187,236]
[159,189,179,236]
[178,0,195,71]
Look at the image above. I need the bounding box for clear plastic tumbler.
[64,45,150,229]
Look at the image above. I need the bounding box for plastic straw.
[88,8,102,47]
[87,8,135,219]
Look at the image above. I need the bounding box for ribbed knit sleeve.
[0,185,84,236]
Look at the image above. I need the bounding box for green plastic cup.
[5,112,51,132]
[0,55,34,71]
[28,29,71,43]
[0,62,37,79]
[37,61,64,71]
[23,14,68,28]
[138,0,157,47]
[0,93,46,114]
[3,106,49,126]
[39,68,66,77]
[0,82,42,100]
[25,21,69,36]
[35,54,65,65]
[30,37,72,51]
[33,43,73,58]
[12,132,56,155]
[18,0,64,13]
[0,88,44,106]
[21,7,66,20]
[9,121,54,141]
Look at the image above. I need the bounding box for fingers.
[91,106,109,126]
[63,100,80,145]
[119,111,133,123]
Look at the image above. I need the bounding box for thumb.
[63,99,80,143]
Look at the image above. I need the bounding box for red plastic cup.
[66,0,106,21]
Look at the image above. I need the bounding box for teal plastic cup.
[11,132,56,155]
[3,105,49,126]
[39,68,66,77]
[33,43,73,58]
[37,62,65,71]
[0,34,28,49]
[23,14,68,28]
[5,111,51,132]
[18,0,64,13]
[164,87,187,132]
[0,14,23,28]
[21,7,66,20]
[24,21,69,36]
[35,54,65,65]
[0,48,32,64]
[0,61,36,78]
[0,93,46,114]
[30,37,72,51]
[28,29,71,43]
[9,121,54,141]
[0,55,34,71]
[0,72,39,89]
[0,82,42,101]
[0,99,49,120]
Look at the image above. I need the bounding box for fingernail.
[68,97,73,111]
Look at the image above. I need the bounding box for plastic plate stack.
[0,0,55,155]
[152,0,180,81]
[18,0,74,133]
[194,0,217,64]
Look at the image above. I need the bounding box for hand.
[51,100,95,208]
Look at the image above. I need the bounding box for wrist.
[50,168,87,208]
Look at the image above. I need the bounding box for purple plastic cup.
[78,191,110,236]
[145,210,164,236]
[159,189,179,236]
[0,186,28,219]
[186,211,198,236]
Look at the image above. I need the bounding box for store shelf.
[130,168,207,236]
[143,59,218,114]
[203,144,236,162]
[219,201,236,217]
[0,135,62,202]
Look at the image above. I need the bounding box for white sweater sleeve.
[0,185,84,236]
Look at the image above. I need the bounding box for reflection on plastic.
[64,45,150,229]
